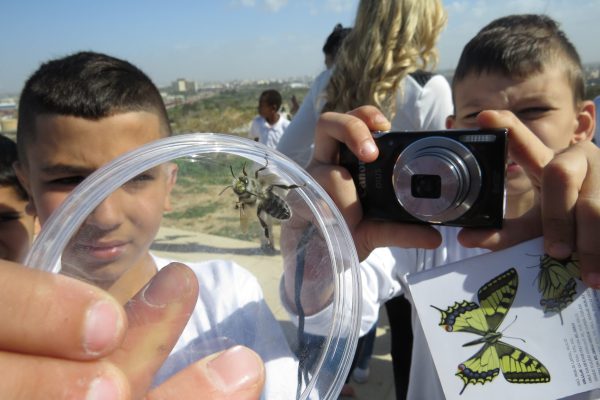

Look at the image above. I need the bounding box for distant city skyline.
[2,0,599,95]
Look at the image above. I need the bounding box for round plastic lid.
[26,133,361,399]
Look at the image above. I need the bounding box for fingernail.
[359,140,378,158]
[373,113,388,126]
[206,345,263,393]
[84,300,122,355]
[142,264,191,307]
[86,376,121,400]
[548,242,572,260]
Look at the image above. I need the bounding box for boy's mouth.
[73,240,129,262]
[506,159,521,174]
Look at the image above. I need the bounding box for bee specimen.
[220,160,302,249]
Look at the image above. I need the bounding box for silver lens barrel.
[392,137,482,223]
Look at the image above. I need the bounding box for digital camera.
[339,129,508,228]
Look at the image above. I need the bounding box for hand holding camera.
[340,129,508,228]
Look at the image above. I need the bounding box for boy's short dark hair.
[322,23,352,59]
[17,51,171,163]
[0,135,27,200]
[453,14,584,104]
[259,89,282,109]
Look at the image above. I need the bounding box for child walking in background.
[249,89,290,149]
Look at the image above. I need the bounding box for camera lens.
[392,137,482,223]
[411,174,441,199]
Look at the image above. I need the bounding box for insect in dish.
[220,160,302,249]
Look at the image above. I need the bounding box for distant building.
[0,117,17,133]
[172,78,197,94]
[0,98,17,118]
[0,98,17,132]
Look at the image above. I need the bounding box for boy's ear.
[572,100,596,144]
[12,161,37,217]
[163,163,178,212]
[446,115,456,129]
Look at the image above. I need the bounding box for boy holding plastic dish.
[285,14,598,400]
[14,51,296,399]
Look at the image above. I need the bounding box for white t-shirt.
[152,255,299,399]
[292,227,487,400]
[249,114,290,149]
[276,69,454,167]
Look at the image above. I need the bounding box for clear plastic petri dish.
[26,133,361,399]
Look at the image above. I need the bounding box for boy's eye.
[457,111,481,128]
[48,176,86,186]
[130,173,154,183]
[516,107,553,119]
[0,212,22,223]
[124,173,155,188]
[463,111,480,120]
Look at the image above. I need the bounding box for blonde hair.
[322,0,447,118]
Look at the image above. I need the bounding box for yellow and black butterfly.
[432,268,551,394]
[536,253,580,322]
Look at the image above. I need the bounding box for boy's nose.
[85,192,124,231]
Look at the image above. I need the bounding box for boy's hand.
[308,105,441,261]
[0,259,264,399]
[458,110,600,289]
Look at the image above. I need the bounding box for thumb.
[146,345,265,400]
[108,262,199,397]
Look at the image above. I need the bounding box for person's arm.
[248,118,260,142]
[0,259,264,399]
[277,70,331,166]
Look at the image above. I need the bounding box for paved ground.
[152,226,396,399]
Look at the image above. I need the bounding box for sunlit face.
[0,185,35,262]
[258,99,275,120]
[450,66,592,202]
[16,112,175,285]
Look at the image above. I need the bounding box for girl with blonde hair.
[277,1,452,399]
[278,0,451,167]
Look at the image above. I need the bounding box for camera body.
[339,129,508,228]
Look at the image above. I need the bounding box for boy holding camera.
[291,14,598,400]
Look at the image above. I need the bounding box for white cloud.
[323,0,356,13]
[235,0,257,7]
[264,0,287,12]
[232,0,355,14]
[232,0,287,12]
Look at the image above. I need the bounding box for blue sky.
[1,0,599,95]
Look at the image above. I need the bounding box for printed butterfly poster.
[407,237,600,400]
